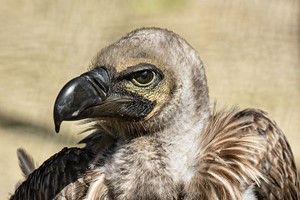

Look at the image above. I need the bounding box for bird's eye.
[131,70,155,87]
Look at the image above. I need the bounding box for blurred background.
[0,0,299,198]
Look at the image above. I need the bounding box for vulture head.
[54,28,210,138]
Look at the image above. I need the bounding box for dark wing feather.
[11,129,114,200]
[17,148,36,178]
[10,147,95,200]
[53,130,115,199]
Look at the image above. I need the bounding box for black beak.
[53,67,131,133]
[54,66,157,133]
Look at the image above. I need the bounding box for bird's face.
[54,28,209,136]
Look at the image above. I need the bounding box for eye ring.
[131,70,156,87]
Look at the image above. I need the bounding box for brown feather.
[185,108,299,199]
[85,170,108,200]
[53,169,108,200]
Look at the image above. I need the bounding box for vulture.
[10,27,299,200]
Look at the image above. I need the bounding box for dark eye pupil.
[132,70,154,85]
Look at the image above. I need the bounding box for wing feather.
[17,148,36,178]
[10,148,95,200]
[185,108,299,199]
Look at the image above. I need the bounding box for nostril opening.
[90,67,110,93]
[84,76,107,100]
[92,77,109,93]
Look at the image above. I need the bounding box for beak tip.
[54,120,61,133]
[54,105,62,133]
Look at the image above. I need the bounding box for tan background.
[0,0,299,198]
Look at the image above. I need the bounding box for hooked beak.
[53,67,132,133]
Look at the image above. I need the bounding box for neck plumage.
[156,82,210,185]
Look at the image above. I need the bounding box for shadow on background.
[0,0,299,198]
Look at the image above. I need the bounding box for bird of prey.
[11,28,299,200]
